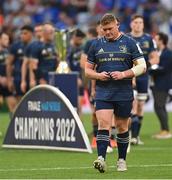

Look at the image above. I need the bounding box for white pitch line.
[0,164,172,172]
[130,147,172,151]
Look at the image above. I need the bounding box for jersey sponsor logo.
[98,48,104,53]
[17,48,23,55]
[0,54,5,62]
[143,41,149,48]
[119,45,127,53]
[109,53,113,57]
[42,49,47,55]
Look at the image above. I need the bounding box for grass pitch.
[0,112,172,179]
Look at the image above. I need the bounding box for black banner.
[3,85,92,153]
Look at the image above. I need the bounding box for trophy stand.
[49,29,79,110]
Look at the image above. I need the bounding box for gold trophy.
[55,30,70,73]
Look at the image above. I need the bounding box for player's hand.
[110,71,125,80]
[21,81,27,93]
[30,79,36,88]
[97,71,110,81]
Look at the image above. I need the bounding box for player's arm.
[6,54,15,92]
[91,79,96,98]
[29,58,38,88]
[110,57,147,80]
[80,53,87,69]
[21,57,29,93]
[85,62,110,81]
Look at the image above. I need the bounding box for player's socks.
[116,131,129,160]
[96,130,109,160]
[93,125,98,137]
[111,126,116,139]
[131,114,139,138]
[137,116,143,136]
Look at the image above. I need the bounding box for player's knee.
[98,119,111,130]
[115,119,129,133]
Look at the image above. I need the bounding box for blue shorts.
[0,85,12,97]
[14,79,29,96]
[95,100,133,118]
[136,77,148,94]
[136,77,148,100]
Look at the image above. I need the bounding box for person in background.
[29,23,58,85]
[6,25,33,113]
[128,14,159,145]
[151,32,172,139]
[21,23,43,92]
[0,32,14,117]
[85,13,146,173]
[67,28,86,117]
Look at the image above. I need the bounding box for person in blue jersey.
[30,23,58,85]
[80,26,100,149]
[128,14,159,145]
[0,32,14,114]
[151,32,172,139]
[6,25,33,113]
[85,13,146,172]
[67,28,86,117]
[21,24,43,93]
[81,23,117,152]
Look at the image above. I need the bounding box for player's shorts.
[136,77,148,101]
[95,100,133,118]
[14,79,29,96]
[0,85,12,97]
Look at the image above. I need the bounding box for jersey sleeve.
[83,39,94,54]
[30,42,42,61]
[129,38,144,61]
[87,40,97,64]
[24,43,32,58]
[9,42,17,56]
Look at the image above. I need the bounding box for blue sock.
[93,125,98,137]
[131,115,139,138]
[96,130,109,160]
[137,116,143,136]
[117,131,129,160]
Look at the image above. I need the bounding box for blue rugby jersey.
[84,39,95,55]
[30,41,57,74]
[25,40,40,58]
[67,45,83,77]
[127,33,156,78]
[87,34,144,101]
[9,41,28,81]
[0,48,9,76]
[127,33,156,62]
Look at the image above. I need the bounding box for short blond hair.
[100,13,117,26]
